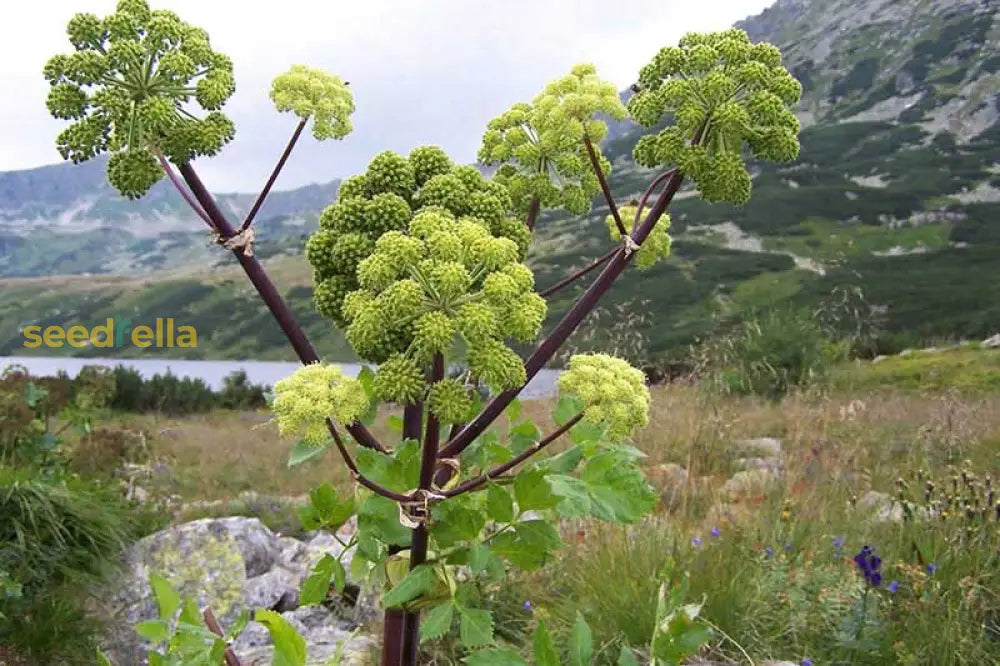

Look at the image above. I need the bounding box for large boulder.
[101,517,378,666]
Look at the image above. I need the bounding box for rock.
[735,457,781,471]
[244,567,299,613]
[983,333,1000,348]
[647,463,689,509]
[705,502,753,527]
[855,490,904,523]
[734,437,783,458]
[233,606,376,666]
[723,468,780,500]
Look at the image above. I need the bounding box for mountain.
[2,0,999,362]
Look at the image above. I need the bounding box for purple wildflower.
[692,536,702,548]
[927,563,937,575]
[765,546,775,558]
[801,659,813,666]
[887,580,899,593]
[784,542,792,552]
[523,600,532,612]
[711,526,721,538]
[853,545,883,587]
[833,537,843,550]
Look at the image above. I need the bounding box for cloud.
[1,0,773,191]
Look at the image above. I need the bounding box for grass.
[761,218,952,261]
[828,346,1000,395]
[54,361,1000,665]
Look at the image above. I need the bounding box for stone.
[855,490,904,523]
[723,468,780,500]
[244,567,299,613]
[983,333,1000,348]
[646,463,689,509]
[233,606,377,666]
[734,437,783,458]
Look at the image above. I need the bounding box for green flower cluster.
[271,363,369,443]
[558,353,651,442]
[606,204,672,270]
[628,29,801,205]
[478,63,626,216]
[43,0,236,199]
[306,146,545,416]
[270,65,354,140]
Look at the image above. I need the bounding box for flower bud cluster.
[557,353,651,442]
[44,0,237,199]
[306,147,546,417]
[270,65,354,140]
[478,64,626,216]
[606,205,672,270]
[271,362,368,443]
[627,28,801,205]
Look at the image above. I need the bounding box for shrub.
[701,307,846,399]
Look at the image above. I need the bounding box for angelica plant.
[42,2,801,663]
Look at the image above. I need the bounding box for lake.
[0,356,562,399]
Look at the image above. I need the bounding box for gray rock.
[234,606,376,666]
[244,567,299,613]
[734,437,783,458]
[724,468,780,499]
[856,490,904,523]
[983,333,1000,348]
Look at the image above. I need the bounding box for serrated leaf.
[553,395,584,427]
[148,651,166,666]
[490,520,562,571]
[135,619,170,643]
[509,420,540,456]
[531,620,559,666]
[514,468,559,511]
[463,648,528,666]
[468,544,505,580]
[486,484,515,523]
[255,609,307,666]
[383,564,436,608]
[581,449,657,523]
[287,438,332,467]
[459,607,495,648]
[226,609,251,641]
[546,474,592,518]
[356,439,421,492]
[420,601,454,643]
[358,495,411,547]
[539,445,584,474]
[309,482,354,530]
[617,646,640,666]
[431,500,488,547]
[300,553,345,606]
[568,613,593,666]
[178,598,201,626]
[149,573,181,620]
[569,421,606,445]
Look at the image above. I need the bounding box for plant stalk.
[174,162,387,453]
[240,118,307,232]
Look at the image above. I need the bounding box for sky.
[1,0,774,192]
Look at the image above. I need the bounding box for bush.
[0,468,140,664]
[700,307,846,399]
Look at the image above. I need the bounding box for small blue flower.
[927,563,937,575]
[692,536,702,548]
[853,545,883,588]
[710,526,721,538]
[784,542,792,552]
[801,659,813,666]
[523,600,532,612]
[887,580,899,593]
[833,537,843,550]
[765,546,775,558]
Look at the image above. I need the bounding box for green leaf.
[509,421,540,456]
[463,648,528,666]
[514,468,559,511]
[178,598,201,626]
[383,564,436,608]
[309,482,355,530]
[465,431,510,470]
[135,619,170,643]
[356,439,421,492]
[226,609,251,641]
[490,520,562,570]
[420,601,454,643]
[96,649,113,666]
[539,445,584,474]
[468,544,505,580]
[459,607,495,648]
[149,573,181,620]
[300,553,345,606]
[387,415,404,434]
[486,484,515,523]
[287,437,332,467]
[581,449,657,523]
[357,366,376,399]
[505,399,522,423]
[255,609,307,666]
[569,421,606,445]
[531,620,559,666]
[358,495,411,547]
[617,646,640,666]
[148,652,166,666]
[431,500,488,547]
[553,395,584,427]
[568,613,593,666]
[546,474,592,518]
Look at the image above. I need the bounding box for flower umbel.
[270,65,354,140]
[271,362,368,444]
[557,353,651,442]
[44,0,237,198]
[628,28,802,204]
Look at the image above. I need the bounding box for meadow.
[29,347,996,665]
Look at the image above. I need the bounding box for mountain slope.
[2,0,998,361]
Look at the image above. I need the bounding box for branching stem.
[539,245,619,299]
[240,118,307,232]
[583,135,626,237]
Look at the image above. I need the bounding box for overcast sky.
[2,0,773,192]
